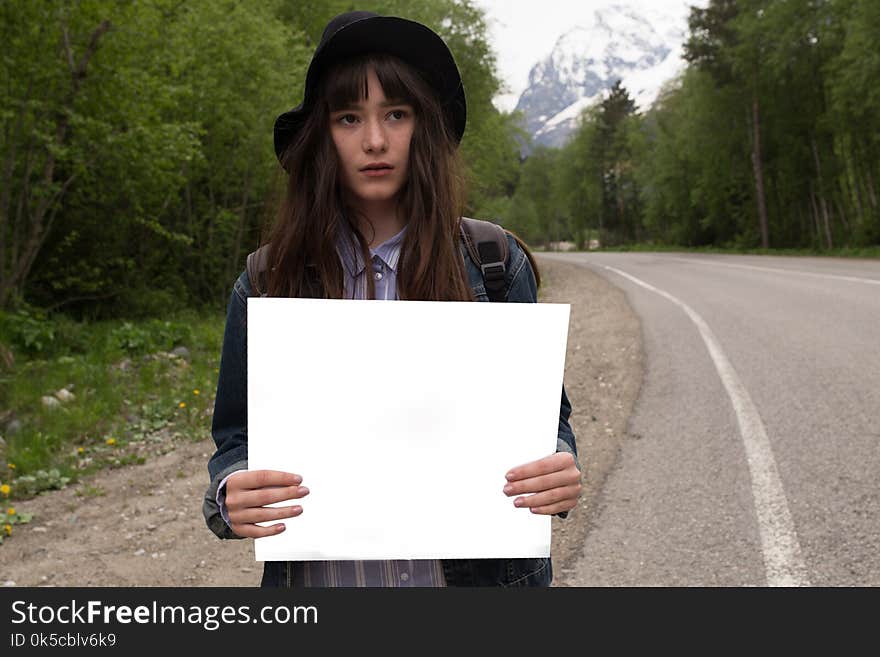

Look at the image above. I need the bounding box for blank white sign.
[247,297,570,561]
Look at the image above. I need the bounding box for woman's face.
[329,68,415,206]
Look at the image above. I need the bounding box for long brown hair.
[263,52,474,301]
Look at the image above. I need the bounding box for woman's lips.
[360,167,394,177]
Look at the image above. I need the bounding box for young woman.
[204,11,581,587]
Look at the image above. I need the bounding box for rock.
[6,419,21,435]
[41,395,61,410]
[146,524,157,532]
[32,527,47,533]
[134,548,145,556]
[170,346,190,360]
[54,388,76,403]
[41,396,62,410]
[113,358,133,371]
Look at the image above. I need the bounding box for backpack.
[245,216,539,301]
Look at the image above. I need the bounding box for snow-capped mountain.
[514,4,688,151]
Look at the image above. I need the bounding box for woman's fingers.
[527,498,579,516]
[231,504,303,525]
[223,470,309,539]
[511,484,582,510]
[230,521,288,539]
[503,452,582,516]
[505,452,576,482]
[503,469,578,497]
[228,497,305,539]
[226,485,310,512]
[227,469,302,492]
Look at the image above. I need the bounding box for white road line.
[603,264,811,587]
[670,257,880,286]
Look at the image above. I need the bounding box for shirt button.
[400,572,409,582]
[375,272,383,280]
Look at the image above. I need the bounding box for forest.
[1,0,878,320]
[507,0,880,253]
[0,0,522,318]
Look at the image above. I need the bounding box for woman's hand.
[225,470,309,538]
[503,452,581,515]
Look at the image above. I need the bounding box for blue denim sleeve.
[203,273,250,540]
[504,235,580,520]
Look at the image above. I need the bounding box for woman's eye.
[388,109,407,121]
[338,114,357,125]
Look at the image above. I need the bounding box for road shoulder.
[536,256,644,585]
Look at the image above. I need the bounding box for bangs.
[324,54,421,113]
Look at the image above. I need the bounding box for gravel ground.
[0,256,642,587]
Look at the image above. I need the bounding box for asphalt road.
[541,252,880,586]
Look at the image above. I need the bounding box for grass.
[0,308,225,502]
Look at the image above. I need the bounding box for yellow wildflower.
[7,508,14,516]
[77,447,85,455]
[0,484,10,496]
[3,524,11,536]
[106,438,116,446]
[193,389,200,395]
[7,463,15,470]
[178,402,186,408]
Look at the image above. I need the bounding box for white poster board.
[247,297,570,561]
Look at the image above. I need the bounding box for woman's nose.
[363,117,387,153]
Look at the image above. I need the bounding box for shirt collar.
[336,221,407,277]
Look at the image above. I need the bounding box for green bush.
[0,305,95,358]
[0,307,56,356]
[110,319,194,355]
[111,322,150,354]
[148,319,193,351]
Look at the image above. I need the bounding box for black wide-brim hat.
[273,11,467,168]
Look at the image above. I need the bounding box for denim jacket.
[203,231,580,587]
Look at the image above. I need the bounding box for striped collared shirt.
[334,221,405,300]
[290,221,447,587]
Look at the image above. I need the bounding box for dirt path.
[0,257,642,587]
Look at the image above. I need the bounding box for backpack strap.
[246,244,271,297]
[460,216,509,302]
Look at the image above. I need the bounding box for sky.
[472,0,706,112]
